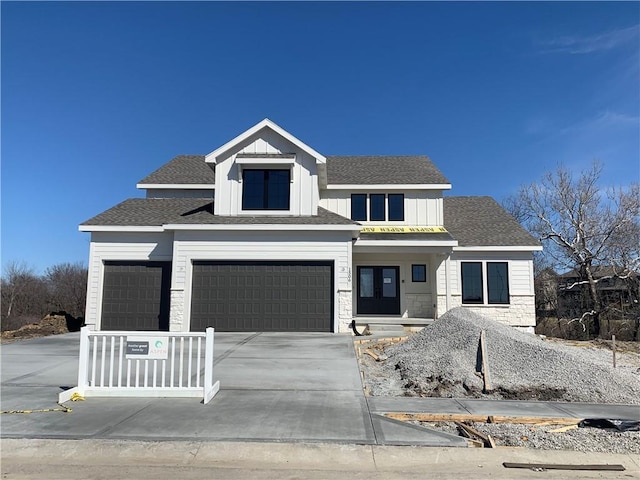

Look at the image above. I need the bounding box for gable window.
[242,169,290,210]
[370,194,385,221]
[351,194,367,221]
[412,264,426,282]
[461,261,510,305]
[350,194,405,221]
[388,194,404,221]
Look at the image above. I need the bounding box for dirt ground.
[0,315,74,343]
[355,335,640,453]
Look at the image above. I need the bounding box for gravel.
[382,308,640,403]
[416,421,640,453]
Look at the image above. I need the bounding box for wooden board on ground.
[386,413,580,425]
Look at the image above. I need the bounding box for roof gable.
[205,119,326,165]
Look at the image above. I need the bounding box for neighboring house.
[557,266,640,318]
[81,119,541,333]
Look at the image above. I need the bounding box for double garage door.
[101,261,333,332]
[190,261,334,332]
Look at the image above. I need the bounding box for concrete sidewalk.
[2,438,639,480]
[1,332,638,448]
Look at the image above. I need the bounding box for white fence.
[59,327,220,404]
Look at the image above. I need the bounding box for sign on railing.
[59,327,220,404]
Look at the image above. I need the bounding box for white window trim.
[460,260,511,306]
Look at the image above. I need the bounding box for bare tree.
[506,161,640,337]
[1,261,49,330]
[45,262,88,319]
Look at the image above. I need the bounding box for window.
[351,194,367,221]
[412,264,426,282]
[461,261,510,305]
[388,194,404,221]
[487,262,509,304]
[349,193,405,221]
[242,169,290,210]
[461,262,483,304]
[370,194,385,221]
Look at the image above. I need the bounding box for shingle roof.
[443,196,540,247]
[138,155,214,184]
[81,199,359,226]
[136,154,451,187]
[326,156,450,185]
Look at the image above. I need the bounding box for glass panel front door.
[357,266,400,315]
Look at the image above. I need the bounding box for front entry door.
[357,266,400,315]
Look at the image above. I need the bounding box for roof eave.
[136,183,215,190]
[453,245,543,252]
[326,183,452,190]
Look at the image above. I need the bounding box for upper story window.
[388,194,404,221]
[350,193,405,221]
[461,261,510,305]
[351,194,367,220]
[370,194,385,221]
[242,169,290,210]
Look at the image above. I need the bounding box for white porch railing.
[59,327,220,404]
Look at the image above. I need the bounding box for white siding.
[170,231,353,332]
[320,189,444,226]
[434,250,536,326]
[214,130,319,217]
[84,232,174,330]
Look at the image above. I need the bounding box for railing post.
[203,327,220,404]
[77,326,91,389]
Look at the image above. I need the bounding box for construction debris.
[384,308,640,403]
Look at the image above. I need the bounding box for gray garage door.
[190,261,333,332]
[101,262,171,331]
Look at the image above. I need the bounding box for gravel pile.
[385,308,640,403]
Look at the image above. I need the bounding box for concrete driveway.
[1,332,378,443]
[4,332,636,447]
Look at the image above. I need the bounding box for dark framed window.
[412,264,426,282]
[351,194,367,221]
[370,194,385,221]
[487,262,509,304]
[242,169,290,210]
[388,194,404,221]
[461,262,483,304]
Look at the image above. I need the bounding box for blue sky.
[2,1,638,273]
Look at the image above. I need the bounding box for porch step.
[366,323,407,335]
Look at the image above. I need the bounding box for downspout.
[445,254,452,312]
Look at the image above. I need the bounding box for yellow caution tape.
[1,403,72,414]
[70,392,85,402]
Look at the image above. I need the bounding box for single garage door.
[191,261,333,332]
[101,261,171,331]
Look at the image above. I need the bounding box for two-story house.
[81,119,541,333]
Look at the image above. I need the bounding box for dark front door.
[357,266,400,315]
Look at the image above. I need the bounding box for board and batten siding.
[320,190,444,226]
[214,130,320,217]
[84,232,175,330]
[170,230,354,332]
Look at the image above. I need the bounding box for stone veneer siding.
[403,293,433,318]
[436,295,536,327]
[337,290,353,333]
